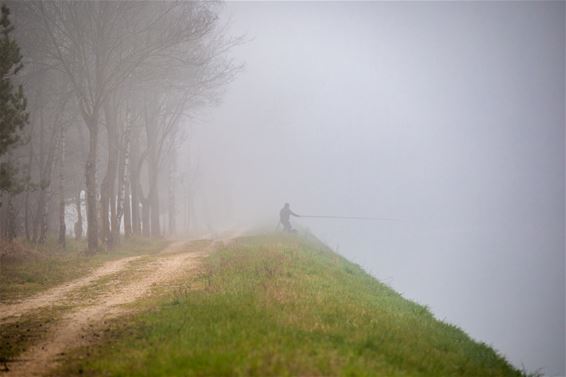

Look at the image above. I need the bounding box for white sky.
[183,2,565,375]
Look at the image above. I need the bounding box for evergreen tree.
[0,4,28,192]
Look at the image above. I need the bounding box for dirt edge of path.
[2,239,217,377]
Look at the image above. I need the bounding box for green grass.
[0,237,169,302]
[56,234,523,377]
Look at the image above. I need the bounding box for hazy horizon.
[183,2,565,375]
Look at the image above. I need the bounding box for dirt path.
[0,256,142,323]
[1,239,217,377]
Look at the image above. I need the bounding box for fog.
[183,2,565,376]
[2,1,563,375]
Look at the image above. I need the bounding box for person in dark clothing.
[280,203,300,232]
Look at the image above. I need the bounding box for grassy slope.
[57,234,522,377]
[0,237,169,302]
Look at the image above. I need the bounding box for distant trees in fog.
[0,1,239,252]
[0,4,28,206]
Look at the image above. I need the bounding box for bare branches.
[5,0,241,246]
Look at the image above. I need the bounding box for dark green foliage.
[0,4,28,192]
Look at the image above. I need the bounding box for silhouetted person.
[280,203,300,232]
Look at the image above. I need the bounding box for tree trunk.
[38,196,49,244]
[35,131,60,244]
[149,172,160,238]
[34,189,49,244]
[99,194,107,245]
[33,94,69,244]
[148,148,160,238]
[168,153,176,236]
[109,178,117,245]
[143,106,160,239]
[24,129,34,242]
[142,198,150,237]
[123,180,132,237]
[86,121,99,253]
[108,131,119,248]
[131,177,141,236]
[129,133,141,236]
[74,190,82,240]
[100,172,116,249]
[58,126,66,249]
[101,119,118,249]
[4,195,17,240]
[100,182,109,247]
[116,122,131,243]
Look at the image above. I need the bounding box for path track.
[0,256,141,323]
[1,239,219,377]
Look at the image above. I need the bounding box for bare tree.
[5,1,240,248]
[16,1,237,251]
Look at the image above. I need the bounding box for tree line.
[0,1,239,253]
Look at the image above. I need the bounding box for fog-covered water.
[181,2,565,376]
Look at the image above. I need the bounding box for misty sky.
[180,2,565,376]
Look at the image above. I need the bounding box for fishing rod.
[298,215,398,221]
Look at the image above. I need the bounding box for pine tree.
[0,4,28,192]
